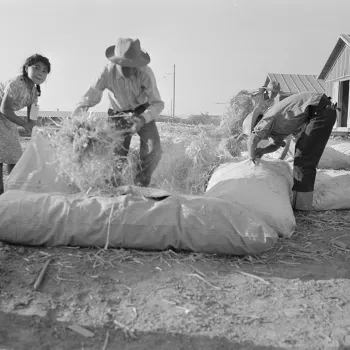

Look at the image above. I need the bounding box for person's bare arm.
[258,141,283,155]
[0,93,36,132]
[247,133,261,162]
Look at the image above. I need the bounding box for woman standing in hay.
[73,37,164,187]
[0,54,51,195]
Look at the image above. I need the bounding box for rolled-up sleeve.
[252,114,275,140]
[76,67,108,109]
[141,68,164,123]
[270,135,286,148]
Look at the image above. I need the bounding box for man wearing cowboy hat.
[253,80,282,102]
[242,91,337,211]
[73,37,164,187]
[249,81,283,122]
[233,81,283,143]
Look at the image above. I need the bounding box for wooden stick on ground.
[33,258,52,291]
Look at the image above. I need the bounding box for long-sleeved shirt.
[252,92,324,146]
[76,63,164,123]
[250,89,276,118]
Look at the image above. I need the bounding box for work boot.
[292,191,313,211]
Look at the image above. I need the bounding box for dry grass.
[249,210,350,265]
[152,127,244,195]
[13,112,247,196]
[296,210,350,231]
[218,90,255,137]
[185,113,222,126]
[40,113,139,192]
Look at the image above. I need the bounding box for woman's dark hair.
[22,54,51,97]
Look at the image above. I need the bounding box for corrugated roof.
[318,34,350,80]
[264,73,326,94]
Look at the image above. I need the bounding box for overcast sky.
[1,0,349,116]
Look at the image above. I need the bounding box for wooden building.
[318,34,350,129]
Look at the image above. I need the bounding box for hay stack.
[219,90,255,136]
[48,112,136,192]
[153,133,235,195]
[218,135,243,157]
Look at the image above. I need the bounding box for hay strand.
[237,270,270,285]
[219,90,255,136]
[104,201,116,250]
[43,112,138,192]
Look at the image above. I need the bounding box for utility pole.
[172,64,176,118]
[163,65,176,118]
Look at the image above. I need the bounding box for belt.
[108,103,150,130]
[108,113,133,130]
[108,102,150,117]
[108,109,132,117]
[308,95,336,120]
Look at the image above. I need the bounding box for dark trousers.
[114,120,162,187]
[293,97,337,193]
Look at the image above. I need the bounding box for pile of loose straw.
[152,129,244,195]
[47,112,137,192]
[219,90,255,136]
[39,110,246,195]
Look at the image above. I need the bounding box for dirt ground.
[1,212,350,350]
[1,134,350,350]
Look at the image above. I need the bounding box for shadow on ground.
[0,311,286,350]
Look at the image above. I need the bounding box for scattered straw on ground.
[5,208,348,281]
[297,210,350,231]
[254,210,350,265]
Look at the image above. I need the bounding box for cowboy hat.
[262,81,282,94]
[242,106,263,136]
[105,38,151,67]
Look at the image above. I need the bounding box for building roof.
[318,34,350,80]
[264,73,326,94]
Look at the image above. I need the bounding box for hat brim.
[242,108,262,136]
[105,45,151,67]
[266,87,282,93]
[262,86,282,94]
